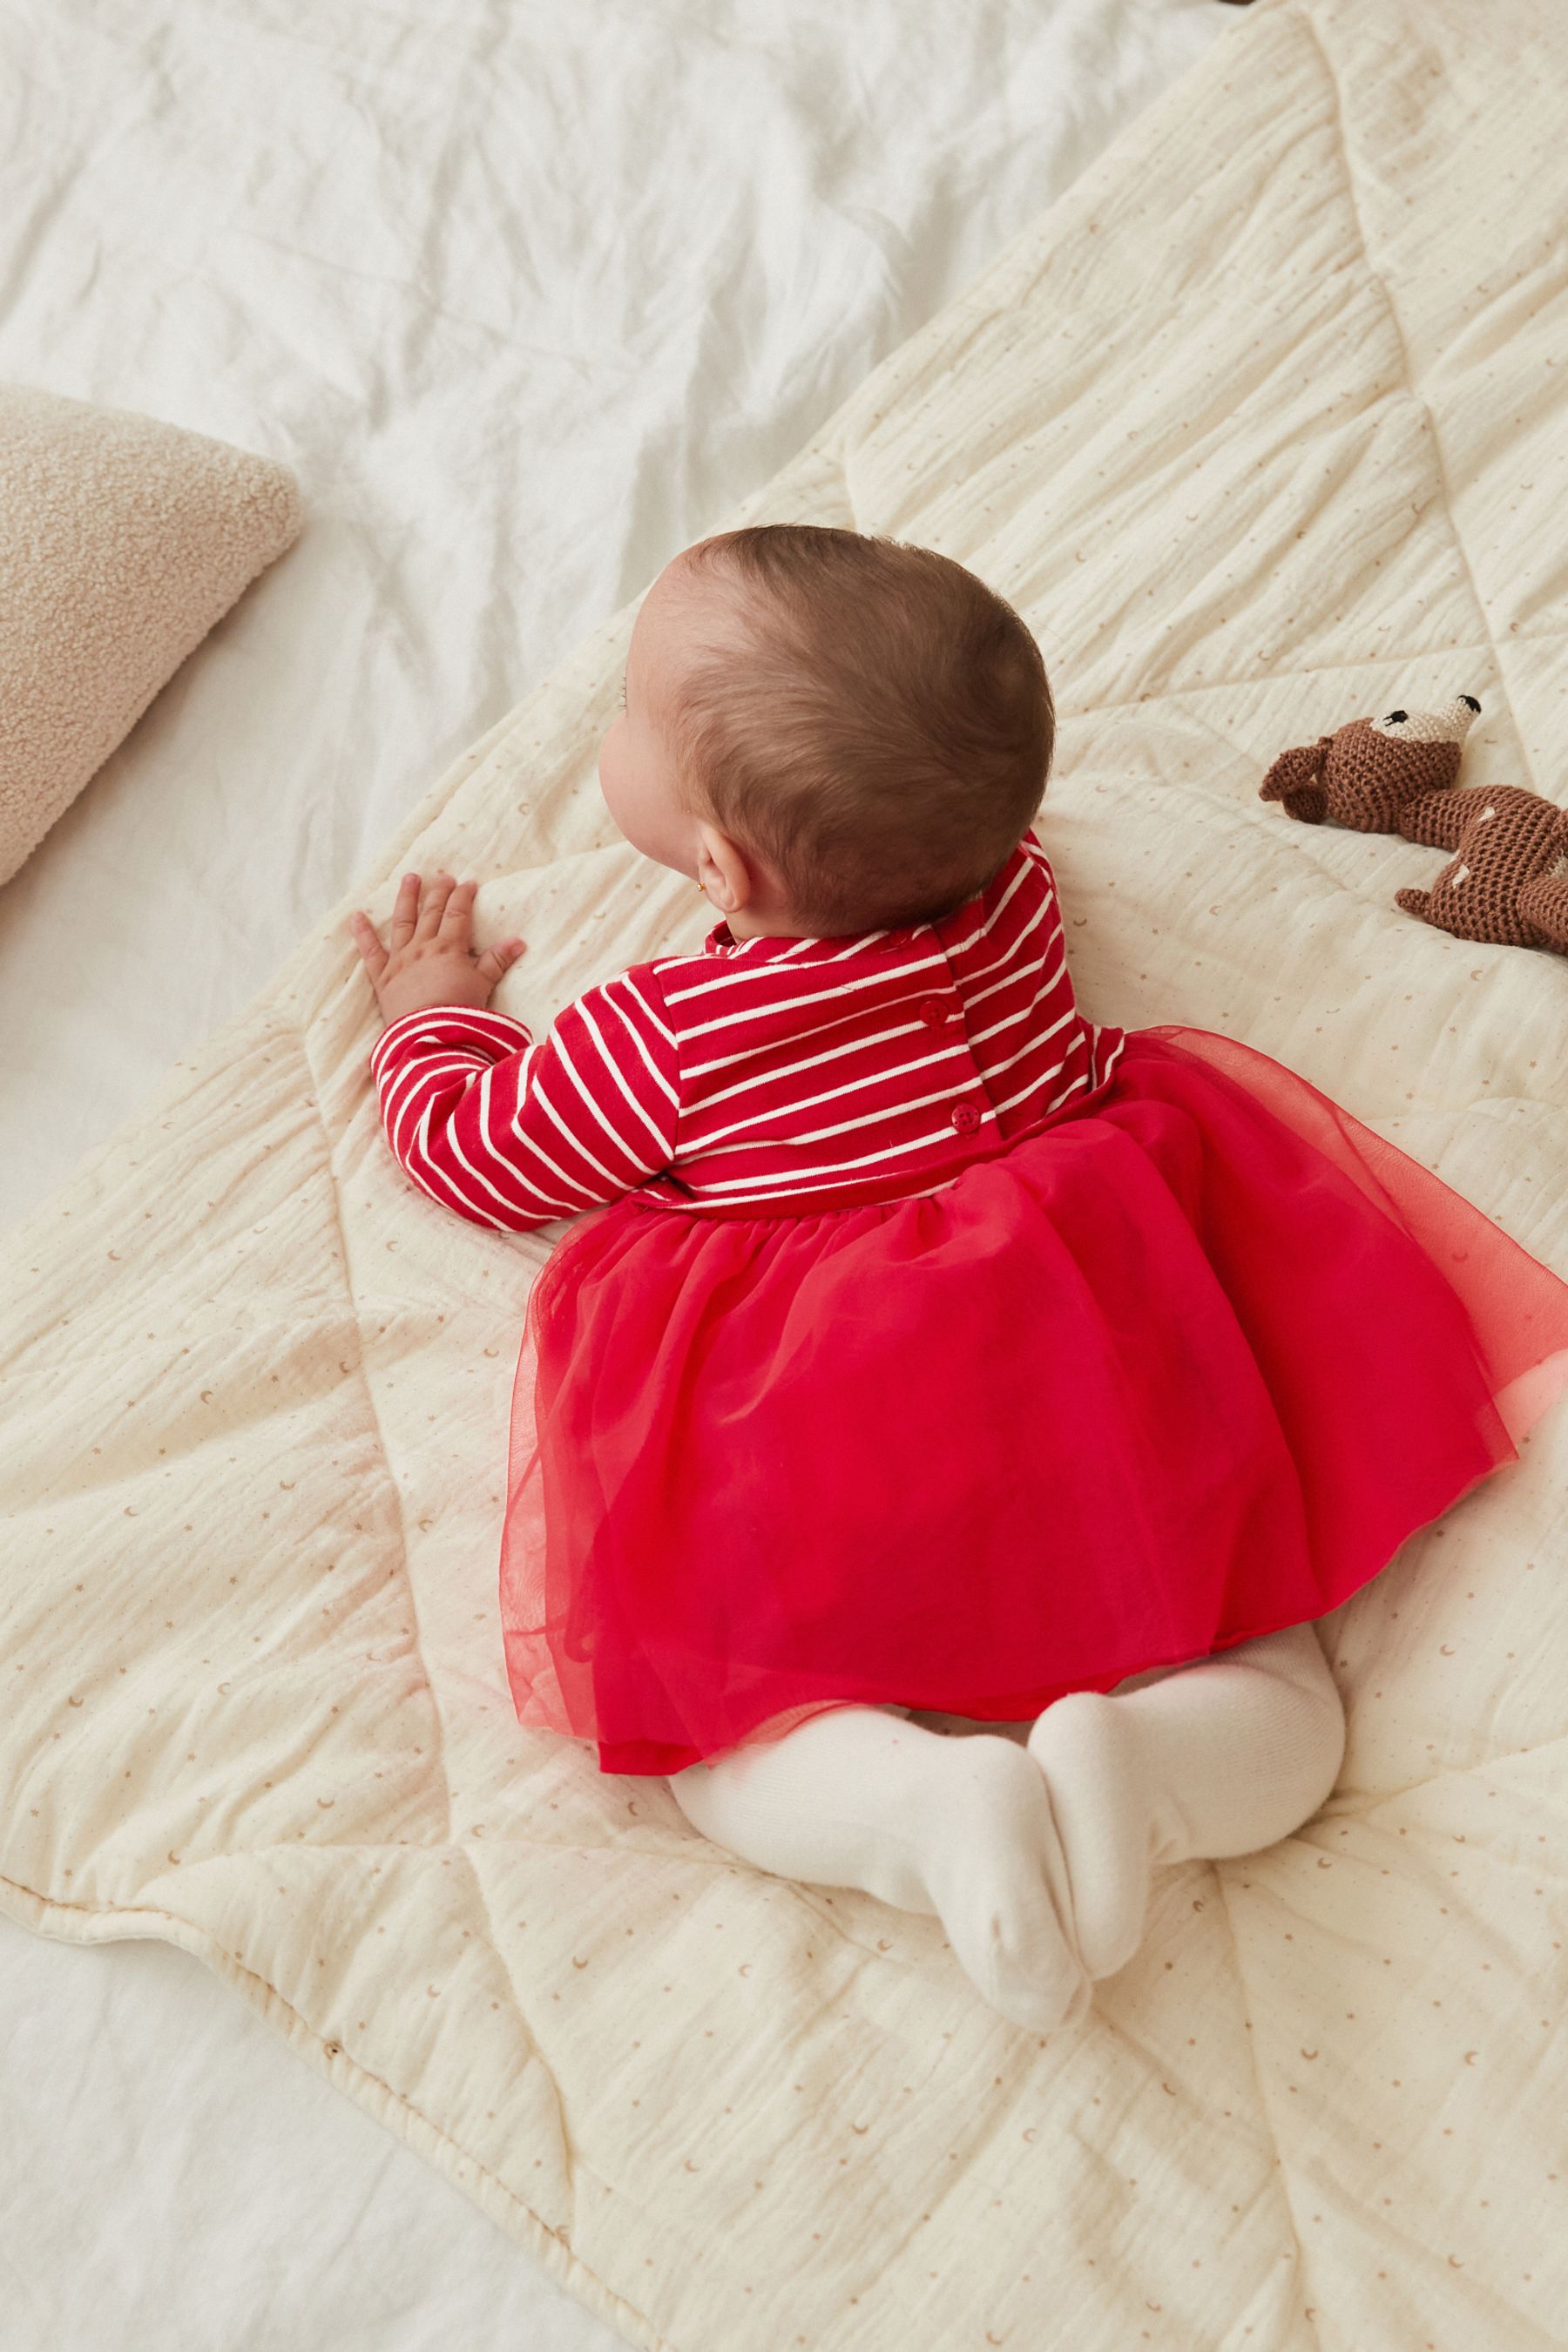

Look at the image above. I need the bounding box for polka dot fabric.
[4,3,1568,2347]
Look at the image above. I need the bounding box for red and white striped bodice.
[370,828,1126,1229]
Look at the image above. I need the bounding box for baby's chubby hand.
[348,870,526,1026]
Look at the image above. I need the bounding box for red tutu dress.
[368,831,1568,1777]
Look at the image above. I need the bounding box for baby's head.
[598,525,1052,940]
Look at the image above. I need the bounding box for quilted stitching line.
[456,1843,582,2223]
[1304,14,1545,808]
[1061,641,1504,724]
[1208,1850,1325,2352]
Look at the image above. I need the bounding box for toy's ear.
[1259,737,1330,823]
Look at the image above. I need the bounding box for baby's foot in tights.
[1024,1693,1159,1982]
[666,1706,1092,2037]
[1025,1627,1348,1982]
[916,1731,1092,2035]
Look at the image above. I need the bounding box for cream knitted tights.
[666,1623,1345,2034]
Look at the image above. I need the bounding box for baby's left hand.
[349,870,526,1026]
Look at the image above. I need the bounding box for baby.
[351,526,1568,2032]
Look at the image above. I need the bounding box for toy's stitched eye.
[1384,710,1408,725]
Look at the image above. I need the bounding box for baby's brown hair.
[671,526,1053,936]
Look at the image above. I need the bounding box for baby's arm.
[371,989,679,1232]
[350,870,679,1233]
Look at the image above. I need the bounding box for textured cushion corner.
[0,381,304,888]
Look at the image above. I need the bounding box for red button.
[918,997,949,1027]
[950,1103,981,1136]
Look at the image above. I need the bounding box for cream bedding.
[5,3,1568,2346]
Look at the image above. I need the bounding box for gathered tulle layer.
[498,1024,1568,1775]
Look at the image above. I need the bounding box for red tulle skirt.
[498,1024,1568,1775]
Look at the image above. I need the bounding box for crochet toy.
[1260,691,1568,956]
[1396,786,1568,955]
[1259,694,1480,830]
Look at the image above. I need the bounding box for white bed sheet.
[0,3,1227,2342]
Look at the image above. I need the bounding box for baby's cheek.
[600,724,655,837]
[600,739,647,854]
[601,740,692,875]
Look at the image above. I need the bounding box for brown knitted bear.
[1396,786,1568,955]
[1260,692,1568,955]
[1259,694,1481,830]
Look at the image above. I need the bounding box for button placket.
[918,977,983,1136]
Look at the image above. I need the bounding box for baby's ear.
[1259,737,1330,823]
[694,817,756,915]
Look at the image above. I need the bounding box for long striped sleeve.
[368,966,681,1233]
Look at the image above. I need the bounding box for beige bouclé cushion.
[0,382,303,887]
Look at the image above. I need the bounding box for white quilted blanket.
[6,3,1568,2345]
